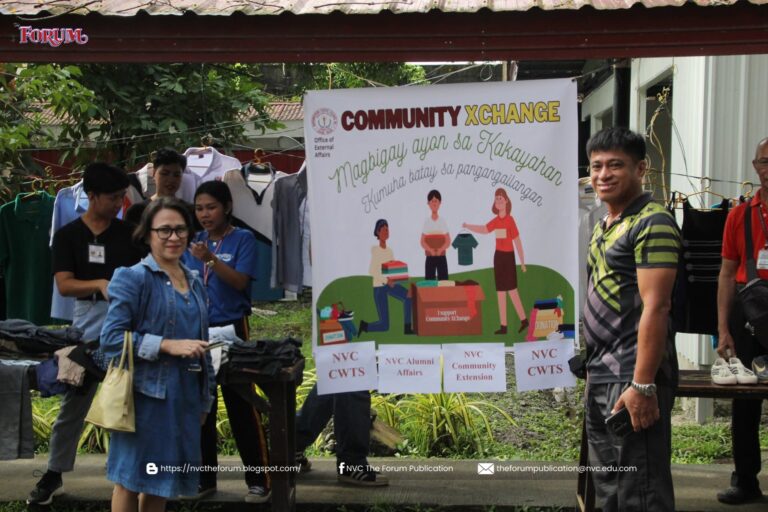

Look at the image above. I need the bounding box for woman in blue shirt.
[183,181,269,503]
[100,197,215,510]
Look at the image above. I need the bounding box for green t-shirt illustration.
[452,233,479,266]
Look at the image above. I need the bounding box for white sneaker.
[711,358,737,385]
[729,357,758,384]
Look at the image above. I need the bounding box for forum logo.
[18,26,89,47]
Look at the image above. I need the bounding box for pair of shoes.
[752,355,768,383]
[337,465,389,487]
[180,484,217,500]
[296,452,312,473]
[717,486,763,504]
[518,318,530,333]
[244,485,271,503]
[404,323,414,335]
[712,357,758,385]
[357,321,368,338]
[494,325,507,335]
[26,470,63,506]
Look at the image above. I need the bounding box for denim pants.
[47,300,107,473]
[367,284,411,332]
[296,384,370,467]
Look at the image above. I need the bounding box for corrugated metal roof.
[2,0,767,16]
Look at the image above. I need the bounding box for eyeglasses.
[150,226,189,240]
[754,158,768,169]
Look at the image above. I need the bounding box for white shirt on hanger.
[184,147,242,182]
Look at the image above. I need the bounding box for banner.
[305,79,577,392]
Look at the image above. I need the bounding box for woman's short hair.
[491,188,512,215]
[194,180,233,220]
[133,197,194,248]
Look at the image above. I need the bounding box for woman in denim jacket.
[99,197,215,511]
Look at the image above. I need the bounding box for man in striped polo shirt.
[583,127,681,511]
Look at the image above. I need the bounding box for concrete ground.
[1,455,766,511]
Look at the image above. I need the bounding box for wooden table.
[577,370,768,511]
[222,358,305,512]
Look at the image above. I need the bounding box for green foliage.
[73,63,279,166]
[671,423,733,464]
[277,62,427,98]
[0,63,98,176]
[372,392,515,457]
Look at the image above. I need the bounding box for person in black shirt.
[27,163,143,506]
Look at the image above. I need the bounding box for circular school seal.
[312,108,338,135]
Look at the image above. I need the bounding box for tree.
[262,62,427,99]
[0,63,99,176]
[72,63,279,166]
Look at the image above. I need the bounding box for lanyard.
[202,226,233,286]
[757,203,768,249]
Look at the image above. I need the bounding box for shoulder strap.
[744,202,759,282]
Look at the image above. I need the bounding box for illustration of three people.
[358,187,528,337]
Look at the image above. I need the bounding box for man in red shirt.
[716,136,768,505]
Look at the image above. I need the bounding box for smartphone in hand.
[605,407,633,438]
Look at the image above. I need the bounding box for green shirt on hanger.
[0,192,55,325]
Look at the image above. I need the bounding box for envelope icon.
[477,462,495,475]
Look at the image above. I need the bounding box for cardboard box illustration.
[319,319,346,345]
[412,284,485,336]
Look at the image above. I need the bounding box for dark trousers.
[586,381,676,512]
[729,300,766,491]
[296,384,370,467]
[200,317,270,489]
[425,255,448,281]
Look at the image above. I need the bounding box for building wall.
[580,55,768,373]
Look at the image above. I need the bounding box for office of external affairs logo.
[311,108,337,135]
[18,26,89,47]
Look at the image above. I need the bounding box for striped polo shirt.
[584,192,681,384]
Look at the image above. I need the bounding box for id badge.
[758,248,768,270]
[494,228,507,239]
[88,243,106,264]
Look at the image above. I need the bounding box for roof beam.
[1,4,767,62]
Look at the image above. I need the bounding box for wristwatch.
[630,381,657,397]
[205,258,216,269]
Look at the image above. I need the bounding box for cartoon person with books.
[358,219,414,336]
[463,188,528,335]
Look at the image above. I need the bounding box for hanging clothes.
[224,168,278,241]
[0,361,34,460]
[242,162,278,207]
[224,168,285,301]
[671,197,730,335]
[300,195,312,288]
[451,233,479,265]
[271,168,308,293]
[49,181,89,321]
[0,192,54,324]
[184,147,242,183]
[578,180,607,319]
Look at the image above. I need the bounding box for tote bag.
[85,331,135,432]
